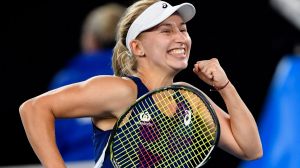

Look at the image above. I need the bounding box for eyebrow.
[158,22,186,28]
[143,22,186,33]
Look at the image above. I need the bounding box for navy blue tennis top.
[92,76,149,168]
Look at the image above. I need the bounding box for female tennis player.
[19,0,263,167]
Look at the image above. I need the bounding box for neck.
[135,70,175,91]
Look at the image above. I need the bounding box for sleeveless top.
[92,76,149,168]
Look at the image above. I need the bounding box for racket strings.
[155,90,217,148]
[113,93,179,166]
[112,88,217,168]
[113,98,164,167]
[114,95,213,167]
[183,91,216,142]
[156,90,216,164]
[113,89,214,167]
[113,97,169,166]
[156,90,215,167]
[114,98,171,167]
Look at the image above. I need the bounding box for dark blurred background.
[2,0,300,167]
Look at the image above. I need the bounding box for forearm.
[19,101,66,168]
[218,82,263,159]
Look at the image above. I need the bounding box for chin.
[173,63,188,71]
[180,61,189,68]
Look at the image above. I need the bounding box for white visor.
[126,1,196,54]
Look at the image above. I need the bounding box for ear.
[130,40,145,57]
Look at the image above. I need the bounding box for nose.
[173,29,188,44]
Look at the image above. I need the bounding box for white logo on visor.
[162,3,168,8]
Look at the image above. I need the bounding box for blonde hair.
[81,3,126,49]
[112,0,159,77]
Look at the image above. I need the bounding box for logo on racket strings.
[140,112,152,126]
[140,112,151,122]
[184,110,192,126]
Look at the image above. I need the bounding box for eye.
[180,26,187,32]
[180,28,187,32]
[161,29,171,33]
[180,24,188,32]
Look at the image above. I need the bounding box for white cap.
[126,1,196,54]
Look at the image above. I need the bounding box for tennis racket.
[110,84,220,168]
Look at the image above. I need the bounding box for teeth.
[170,49,185,54]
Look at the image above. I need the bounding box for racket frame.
[109,84,220,168]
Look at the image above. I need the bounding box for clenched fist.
[193,58,229,90]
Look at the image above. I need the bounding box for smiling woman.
[19,0,262,168]
[112,0,194,77]
[130,14,191,74]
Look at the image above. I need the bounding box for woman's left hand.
[193,58,229,90]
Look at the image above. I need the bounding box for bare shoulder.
[83,75,137,96]
[83,75,138,112]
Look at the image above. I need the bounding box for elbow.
[256,149,263,159]
[19,99,35,121]
[242,147,263,161]
[19,97,55,125]
[19,98,45,123]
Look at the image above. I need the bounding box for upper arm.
[29,76,136,119]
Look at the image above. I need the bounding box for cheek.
[186,35,192,48]
[144,40,167,56]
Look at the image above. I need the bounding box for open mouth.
[168,48,186,56]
